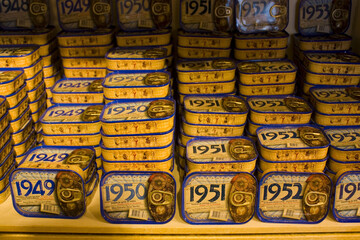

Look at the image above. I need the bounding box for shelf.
[1,169,360,239]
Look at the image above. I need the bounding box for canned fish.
[5,84,27,109]
[41,104,103,135]
[26,70,43,91]
[303,52,360,74]
[0,45,40,68]
[101,126,174,149]
[298,0,351,36]
[258,171,331,223]
[10,107,31,132]
[0,125,12,151]
[333,170,360,222]
[13,129,36,157]
[51,79,103,104]
[44,71,62,88]
[234,47,286,60]
[177,46,231,59]
[27,80,45,102]
[116,29,172,47]
[39,38,58,57]
[328,157,360,173]
[238,80,296,96]
[12,119,33,145]
[43,60,62,78]
[248,95,312,125]
[0,70,24,95]
[325,127,360,161]
[58,29,114,47]
[182,171,257,224]
[257,125,330,161]
[310,86,360,114]
[42,132,102,147]
[59,44,113,58]
[235,0,288,33]
[106,48,167,71]
[62,57,107,68]
[42,49,59,67]
[183,95,248,125]
[235,31,289,49]
[101,99,175,135]
[237,60,297,85]
[0,163,15,192]
[180,0,233,32]
[63,67,107,79]
[186,137,257,172]
[178,78,235,95]
[294,34,352,51]
[314,111,360,126]
[182,117,245,137]
[1,57,44,82]
[9,96,29,120]
[103,71,170,99]
[178,30,232,48]
[177,59,236,83]
[0,26,57,45]
[102,154,174,172]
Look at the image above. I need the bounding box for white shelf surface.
[0,169,360,237]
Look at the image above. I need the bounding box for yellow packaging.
[238,81,296,96]
[103,71,170,100]
[183,95,248,125]
[43,60,62,78]
[237,60,297,85]
[257,125,330,161]
[43,132,101,146]
[0,27,57,45]
[39,38,58,56]
[52,79,104,104]
[44,71,62,89]
[63,67,107,79]
[106,48,167,71]
[61,57,107,68]
[325,127,360,162]
[177,140,186,158]
[182,118,245,137]
[259,156,327,173]
[325,167,336,182]
[59,44,113,58]
[178,90,236,105]
[25,70,43,91]
[176,59,236,83]
[29,92,46,114]
[179,128,195,146]
[46,87,52,98]
[116,29,171,47]
[294,34,352,51]
[42,50,59,67]
[178,78,235,95]
[178,30,232,48]
[12,119,33,145]
[0,151,13,179]
[9,96,29,120]
[303,52,360,74]
[0,46,40,68]
[177,45,231,59]
[58,29,114,47]
[101,141,173,162]
[40,104,103,135]
[248,96,312,125]
[186,137,258,172]
[31,101,47,123]
[314,111,360,126]
[234,47,286,60]
[101,127,174,149]
[0,124,11,151]
[101,99,175,135]
[102,154,173,172]
[301,68,360,85]
[310,87,360,114]
[0,163,14,191]
[177,153,186,169]
[13,129,35,157]
[235,31,289,49]
[5,83,27,108]
[20,57,43,80]
[10,107,31,132]
[0,70,24,95]
[328,157,360,173]
[27,81,45,102]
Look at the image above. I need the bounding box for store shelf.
[1,169,360,239]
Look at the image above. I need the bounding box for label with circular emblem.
[52,79,104,93]
[235,0,288,33]
[258,172,331,223]
[182,172,257,224]
[100,171,176,223]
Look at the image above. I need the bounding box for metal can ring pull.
[30,3,47,15]
[152,3,170,15]
[229,191,254,207]
[149,190,174,206]
[215,6,232,18]
[332,9,348,21]
[269,5,287,18]
[92,2,111,15]
[58,188,83,203]
[304,191,328,207]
